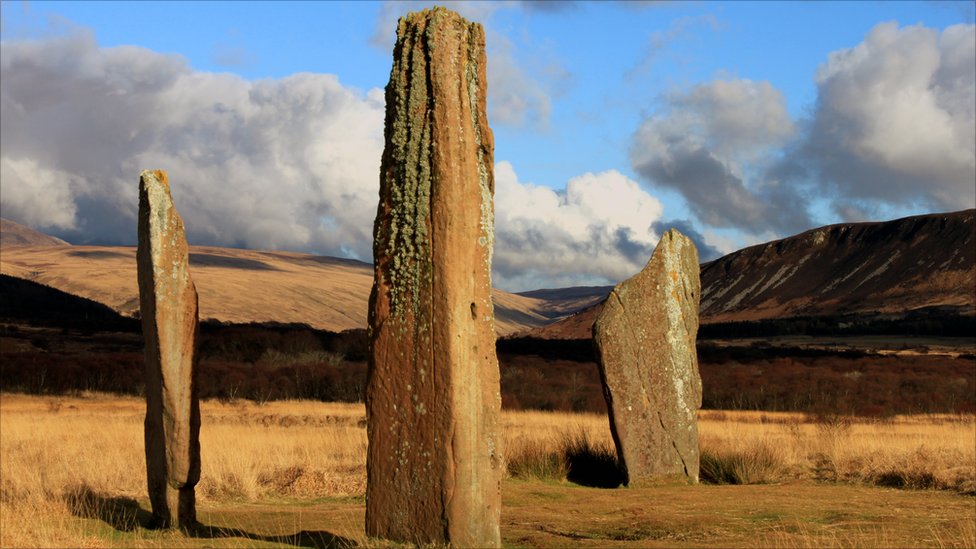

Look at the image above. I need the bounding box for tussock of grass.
[506,429,623,487]
[505,439,568,481]
[563,431,623,488]
[700,440,785,485]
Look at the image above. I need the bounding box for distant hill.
[0,242,565,336]
[699,209,975,322]
[0,218,69,247]
[2,211,973,338]
[515,286,611,318]
[0,274,137,331]
[519,210,976,340]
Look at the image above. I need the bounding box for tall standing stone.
[137,170,201,529]
[367,7,501,546]
[593,229,702,486]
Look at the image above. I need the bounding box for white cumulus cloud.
[803,21,976,212]
[630,21,975,237]
[0,157,83,230]
[1,27,673,292]
[493,161,665,290]
[1,30,385,259]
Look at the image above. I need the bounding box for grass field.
[1,393,974,548]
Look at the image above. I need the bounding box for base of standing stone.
[148,485,196,530]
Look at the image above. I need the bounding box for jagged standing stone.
[137,169,201,529]
[366,7,501,547]
[593,229,702,486]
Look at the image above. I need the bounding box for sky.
[1,0,974,292]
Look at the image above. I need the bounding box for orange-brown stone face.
[593,229,702,486]
[367,7,501,547]
[137,169,200,529]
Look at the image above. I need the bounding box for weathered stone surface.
[593,229,702,486]
[137,169,201,529]
[366,7,501,546]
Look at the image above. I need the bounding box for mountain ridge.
[3,210,973,338]
[699,209,975,321]
[517,209,975,340]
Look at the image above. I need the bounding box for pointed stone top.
[139,170,183,240]
[400,5,478,27]
[140,169,168,187]
[653,227,697,265]
[662,227,683,240]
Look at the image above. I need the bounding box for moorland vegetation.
[1,393,974,548]
[3,318,973,417]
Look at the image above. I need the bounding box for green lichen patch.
[376,15,436,325]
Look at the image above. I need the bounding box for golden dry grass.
[1,393,974,548]
[698,410,976,492]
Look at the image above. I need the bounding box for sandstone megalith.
[137,169,201,529]
[366,7,501,546]
[593,229,702,485]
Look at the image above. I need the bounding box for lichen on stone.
[377,15,436,325]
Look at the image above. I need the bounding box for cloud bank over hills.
[0,30,385,259]
[0,23,666,290]
[2,12,973,291]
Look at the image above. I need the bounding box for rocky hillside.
[699,209,974,322]
[519,210,975,339]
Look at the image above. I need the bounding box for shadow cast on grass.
[564,435,624,489]
[65,485,355,548]
[65,484,153,532]
[191,524,355,548]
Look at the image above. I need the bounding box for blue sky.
[1,1,974,291]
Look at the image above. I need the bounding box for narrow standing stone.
[137,169,201,529]
[593,229,702,486]
[367,7,501,546]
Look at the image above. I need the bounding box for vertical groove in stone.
[593,229,703,486]
[137,169,200,529]
[367,7,500,547]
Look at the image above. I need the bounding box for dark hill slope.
[700,209,975,322]
[518,210,975,340]
[0,274,137,331]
